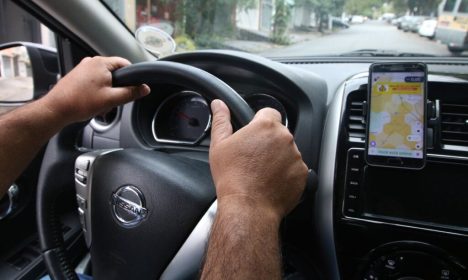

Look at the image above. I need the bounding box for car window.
[459,0,468,14]
[444,0,457,12]
[101,0,468,57]
[0,2,56,115]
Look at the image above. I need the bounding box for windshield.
[102,0,468,57]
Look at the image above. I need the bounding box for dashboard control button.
[348,180,360,186]
[349,166,361,173]
[344,200,361,216]
[347,167,362,183]
[347,179,361,192]
[347,192,359,200]
[383,255,400,276]
[348,150,364,165]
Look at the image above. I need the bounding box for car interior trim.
[315,80,347,280]
[160,201,217,280]
[89,106,122,133]
[31,0,154,63]
[342,215,468,238]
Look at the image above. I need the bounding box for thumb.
[210,99,233,146]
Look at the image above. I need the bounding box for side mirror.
[0,42,58,109]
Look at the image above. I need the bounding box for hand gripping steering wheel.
[37,61,255,280]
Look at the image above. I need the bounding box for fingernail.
[211,99,221,113]
[141,85,151,96]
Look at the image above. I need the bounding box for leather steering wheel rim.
[37,61,254,280]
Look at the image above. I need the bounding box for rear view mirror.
[0,42,58,111]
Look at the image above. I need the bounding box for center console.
[343,149,468,234]
[333,74,468,279]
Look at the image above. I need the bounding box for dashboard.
[80,52,468,280]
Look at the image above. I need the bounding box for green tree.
[181,0,258,46]
[390,0,408,14]
[272,0,292,44]
[344,0,384,17]
[356,0,441,16]
[296,0,345,32]
[406,0,439,15]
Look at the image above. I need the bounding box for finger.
[210,99,233,147]
[252,107,282,123]
[80,57,92,64]
[103,56,132,71]
[106,84,150,107]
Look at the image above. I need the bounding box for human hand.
[209,99,308,220]
[42,56,150,124]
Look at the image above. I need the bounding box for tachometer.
[152,91,211,144]
[245,94,288,127]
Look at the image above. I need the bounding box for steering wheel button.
[76,195,86,210]
[76,159,90,171]
[75,168,86,176]
[78,208,86,230]
[75,173,87,184]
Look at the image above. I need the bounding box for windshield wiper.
[339,49,435,57]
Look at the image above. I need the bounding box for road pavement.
[263,20,455,57]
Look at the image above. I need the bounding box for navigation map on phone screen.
[368,72,425,159]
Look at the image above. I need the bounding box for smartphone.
[366,62,427,169]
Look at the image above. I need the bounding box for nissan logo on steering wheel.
[111,185,148,227]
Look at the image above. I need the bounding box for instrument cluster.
[151,91,289,145]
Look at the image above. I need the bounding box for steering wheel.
[36,61,255,280]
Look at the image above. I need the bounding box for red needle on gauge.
[177,112,200,127]
[177,111,191,120]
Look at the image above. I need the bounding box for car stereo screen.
[368,72,425,159]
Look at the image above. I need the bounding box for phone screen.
[367,69,425,163]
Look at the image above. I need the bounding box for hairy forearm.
[201,197,282,280]
[0,97,68,197]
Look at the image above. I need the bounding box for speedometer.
[152,91,211,145]
[245,94,288,127]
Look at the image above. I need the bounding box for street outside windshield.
[102,0,468,57]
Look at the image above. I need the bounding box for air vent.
[90,107,121,132]
[346,95,366,143]
[440,102,468,150]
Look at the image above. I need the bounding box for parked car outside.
[418,19,438,38]
[332,17,350,29]
[380,13,396,23]
[350,15,365,24]
[396,15,411,29]
[391,17,402,25]
[408,16,427,32]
